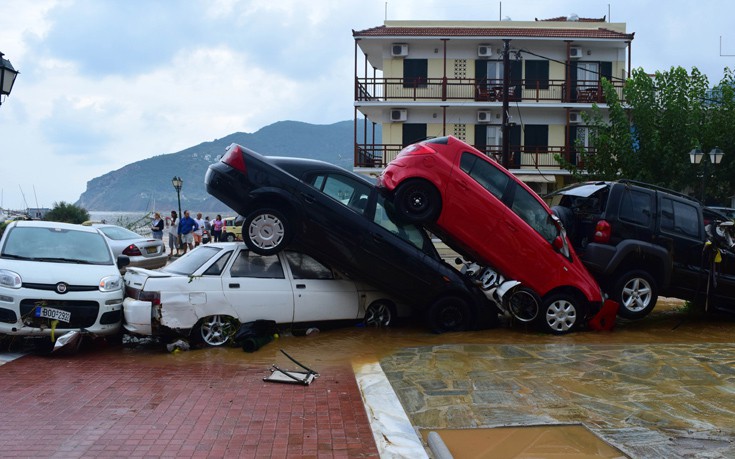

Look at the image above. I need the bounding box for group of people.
[150,211,227,257]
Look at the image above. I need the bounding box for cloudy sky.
[0,0,733,211]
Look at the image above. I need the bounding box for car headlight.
[99,275,123,292]
[0,269,22,289]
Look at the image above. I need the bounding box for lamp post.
[0,52,20,106]
[171,176,183,223]
[689,147,725,202]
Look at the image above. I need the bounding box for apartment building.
[352,15,634,193]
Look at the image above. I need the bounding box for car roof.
[10,220,101,233]
[269,156,373,185]
[547,182,609,198]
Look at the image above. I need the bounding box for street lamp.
[689,147,725,202]
[0,52,19,106]
[171,176,183,223]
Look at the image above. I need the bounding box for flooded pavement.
[1,299,735,458]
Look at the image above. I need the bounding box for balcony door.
[475,59,522,100]
[402,124,427,147]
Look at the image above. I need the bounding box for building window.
[577,62,599,89]
[403,59,427,88]
[525,60,549,90]
[453,124,467,141]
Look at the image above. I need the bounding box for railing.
[355,77,622,104]
[355,143,595,169]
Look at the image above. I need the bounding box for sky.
[1,0,734,211]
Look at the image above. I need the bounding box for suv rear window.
[619,189,652,226]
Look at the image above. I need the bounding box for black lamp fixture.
[0,52,19,106]
[689,147,725,202]
[171,176,183,223]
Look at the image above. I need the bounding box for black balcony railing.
[355,77,621,104]
[355,143,595,169]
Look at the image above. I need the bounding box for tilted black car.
[547,180,735,319]
[205,143,497,332]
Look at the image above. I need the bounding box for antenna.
[499,1,502,21]
[385,1,387,21]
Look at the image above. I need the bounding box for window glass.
[312,173,372,214]
[230,251,284,279]
[510,185,558,243]
[661,198,700,239]
[619,189,652,226]
[2,226,113,265]
[459,152,509,200]
[373,195,428,251]
[203,252,232,276]
[285,252,333,280]
[164,246,222,275]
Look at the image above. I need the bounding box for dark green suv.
[547,180,735,319]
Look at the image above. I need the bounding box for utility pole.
[501,39,511,169]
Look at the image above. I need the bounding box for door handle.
[296,284,306,289]
[229,283,240,288]
[371,233,385,244]
[456,180,469,190]
[300,193,315,204]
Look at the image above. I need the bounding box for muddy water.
[127,298,733,367]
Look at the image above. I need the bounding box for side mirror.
[117,255,130,269]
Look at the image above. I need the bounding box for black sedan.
[205,144,497,333]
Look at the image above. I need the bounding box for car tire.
[393,179,441,223]
[194,315,236,346]
[225,232,236,242]
[364,301,395,327]
[538,293,583,335]
[243,208,292,255]
[426,295,471,333]
[613,270,658,320]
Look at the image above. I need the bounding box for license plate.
[146,246,158,254]
[35,306,71,323]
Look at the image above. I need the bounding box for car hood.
[0,258,119,284]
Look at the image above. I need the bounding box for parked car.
[91,224,168,271]
[709,206,735,220]
[205,143,496,333]
[376,136,605,334]
[546,180,735,318]
[221,216,243,242]
[0,221,129,339]
[123,243,410,345]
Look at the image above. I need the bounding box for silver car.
[92,224,168,271]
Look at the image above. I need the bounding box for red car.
[377,136,609,334]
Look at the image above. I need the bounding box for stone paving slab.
[0,347,378,458]
[380,343,735,459]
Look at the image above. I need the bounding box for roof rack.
[617,179,701,204]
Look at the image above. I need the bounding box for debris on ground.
[234,320,278,352]
[166,339,190,353]
[264,349,319,385]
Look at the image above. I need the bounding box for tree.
[44,202,90,224]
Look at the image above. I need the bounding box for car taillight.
[122,244,142,256]
[138,290,161,306]
[593,220,612,243]
[397,144,434,157]
[222,145,247,173]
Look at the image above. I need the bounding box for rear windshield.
[1,226,114,265]
[164,246,225,275]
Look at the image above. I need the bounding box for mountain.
[76,120,380,212]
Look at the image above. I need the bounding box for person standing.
[151,212,164,244]
[193,212,205,247]
[168,210,180,257]
[178,210,199,254]
[212,214,223,242]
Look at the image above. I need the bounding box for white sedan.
[122,242,408,346]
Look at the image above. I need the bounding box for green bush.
[43,202,90,224]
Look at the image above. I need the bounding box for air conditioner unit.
[390,109,407,122]
[477,45,493,57]
[570,47,583,59]
[477,110,494,123]
[391,43,409,57]
[569,111,582,124]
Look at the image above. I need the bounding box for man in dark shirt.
[178,210,199,254]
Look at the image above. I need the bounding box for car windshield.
[163,246,223,275]
[1,226,114,265]
[98,226,143,240]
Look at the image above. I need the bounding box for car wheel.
[538,294,582,335]
[426,296,471,333]
[364,301,394,327]
[613,270,658,320]
[243,208,291,255]
[225,232,236,242]
[394,179,441,223]
[194,315,236,346]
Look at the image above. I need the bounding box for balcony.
[355,77,622,104]
[355,143,594,170]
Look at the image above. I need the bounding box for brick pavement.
[0,346,378,459]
